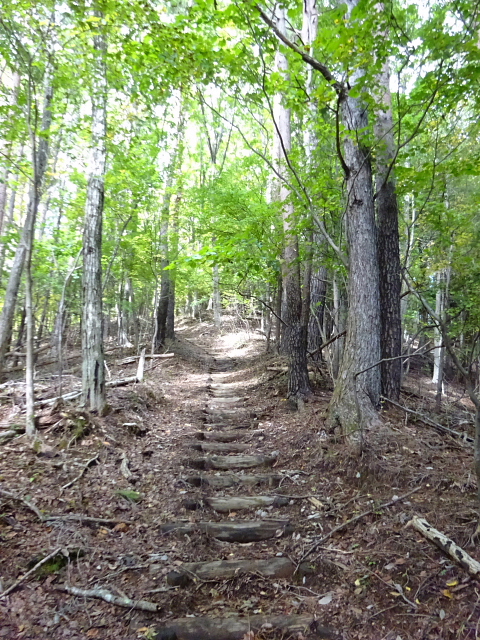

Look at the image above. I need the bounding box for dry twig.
[57,585,158,611]
[0,547,62,598]
[60,454,100,491]
[299,487,421,562]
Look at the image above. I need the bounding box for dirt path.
[0,322,479,639]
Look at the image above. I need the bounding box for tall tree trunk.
[0,80,53,379]
[331,273,346,379]
[0,143,25,290]
[82,18,107,413]
[432,266,450,412]
[327,0,381,433]
[213,262,222,329]
[274,5,311,404]
[0,72,21,237]
[308,264,327,359]
[155,107,184,349]
[374,47,402,402]
[166,192,182,341]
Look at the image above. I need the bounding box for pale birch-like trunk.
[0,72,21,236]
[0,80,53,379]
[274,6,311,402]
[432,267,451,412]
[82,21,107,413]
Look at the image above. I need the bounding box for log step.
[159,519,293,542]
[204,421,251,430]
[190,442,249,454]
[186,452,278,470]
[208,396,243,403]
[166,557,294,587]
[184,495,289,512]
[210,389,242,397]
[195,429,264,442]
[184,474,282,488]
[154,615,339,640]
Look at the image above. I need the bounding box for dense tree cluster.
[0,0,479,461]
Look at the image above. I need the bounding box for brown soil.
[0,319,479,640]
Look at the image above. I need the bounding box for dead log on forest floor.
[159,519,293,542]
[154,614,339,640]
[409,516,480,576]
[184,473,282,488]
[187,452,278,471]
[165,557,294,586]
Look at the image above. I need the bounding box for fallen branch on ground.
[300,487,421,562]
[1,489,133,526]
[0,426,25,444]
[36,371,146,407]
[120,352,174,365]
[61,454,100,491]
[45,514,132,525]
[409,516,480,576]
[57,585,158,611]
[0,488,44,520]
[0,547,62,598]
[383,397,473,446]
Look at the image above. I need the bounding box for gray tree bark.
[374,37,402,402]
[82,19,107,413]
[327,0,381,432]
[274,5,311,403]
[155,107,184,348]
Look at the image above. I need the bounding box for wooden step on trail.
[185,495,289,512]
[207,396,243,404]
[185,473,282,488]
[195,429,264,442]
[195,431,244,442]
[209,389,242,397]
[166,557,294,586]
[203,421,251,430]
[190,442,249,454]
[154,614,339,640]
[204,407,245,418]
[159,519,293,542]
[186,452,278,470]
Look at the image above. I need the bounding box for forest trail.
[0,321,479,639]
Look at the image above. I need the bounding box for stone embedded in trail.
[166,557,294,586]
[154,614,339,640]
[186,452,278,471]
[190,442,249,454]
[159,519,293,542]
[184,473,282,488]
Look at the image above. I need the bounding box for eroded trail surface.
[1,321,479,639]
